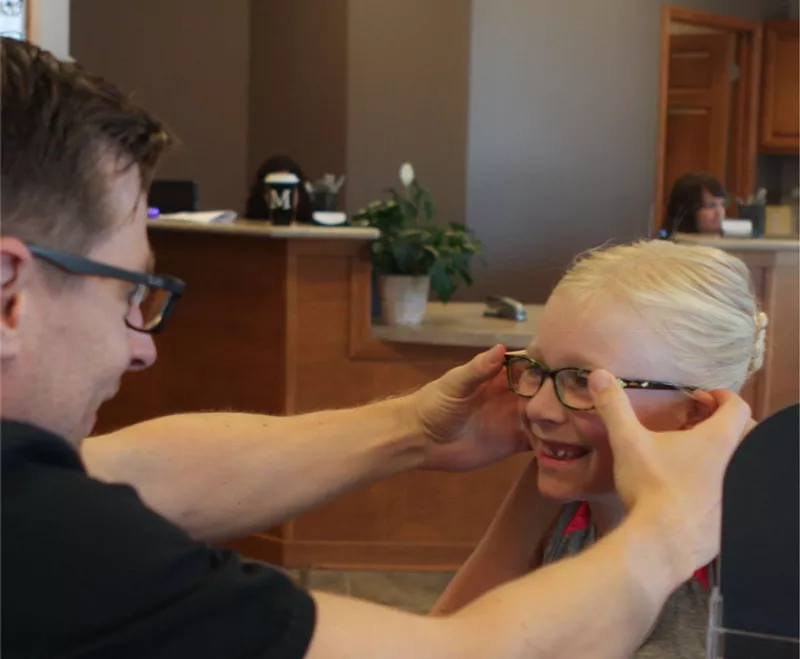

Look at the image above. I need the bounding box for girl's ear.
[681,390,717,430]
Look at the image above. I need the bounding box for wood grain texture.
[96,230,290,430]
[96,229,529,569]
[760,20,800,153]
[725,249,799,420]
[97,229,797,568]
[655,7,762,228]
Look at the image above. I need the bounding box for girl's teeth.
[542,445,588,460]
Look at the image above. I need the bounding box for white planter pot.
[380,275,430,326]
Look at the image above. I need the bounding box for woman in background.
[245,154,313,222]
[432,240,765,658]
[662,172,727,236]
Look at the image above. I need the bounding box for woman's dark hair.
[245,155,312,221]
[663,171,726,235]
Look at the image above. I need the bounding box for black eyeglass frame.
[504,353,697,411]
[27,244,185,334]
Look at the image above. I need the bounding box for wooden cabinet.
[761,20,800,153]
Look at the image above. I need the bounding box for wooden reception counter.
[94,224,798,570]
[94,220,533,570]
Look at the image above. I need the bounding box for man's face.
[0,164,158,444]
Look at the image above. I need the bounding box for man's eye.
[127,284,145,305]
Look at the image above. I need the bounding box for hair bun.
[748,311,769,376]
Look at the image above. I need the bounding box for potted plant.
[351,163,484,326]
[305,173,346,212]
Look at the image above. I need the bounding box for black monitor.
[709,403,799,658]
[148,180,198,213]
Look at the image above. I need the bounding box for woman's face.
[696,189,726,233]
[523,291,699,502]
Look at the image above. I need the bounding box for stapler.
[483,296,527,321]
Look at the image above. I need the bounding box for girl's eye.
[574,372,590,388]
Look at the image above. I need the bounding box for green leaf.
[366,167,484,297]
[423,245,440,260]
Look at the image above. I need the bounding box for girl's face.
[523,291,703,503]
[696,189,726,234]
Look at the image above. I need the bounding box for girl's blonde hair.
[553,240,767,392]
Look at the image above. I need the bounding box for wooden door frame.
[24,0,38,42]
[655,6,763,229]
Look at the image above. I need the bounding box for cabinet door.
[761,20,800,153]
[664,34,735,204]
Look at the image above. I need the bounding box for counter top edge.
[148,219,379,240]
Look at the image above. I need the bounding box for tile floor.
[283,568,455,614]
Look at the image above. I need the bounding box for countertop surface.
[674,233,799,252]
[372,302,544,350]
[148,219,379,240]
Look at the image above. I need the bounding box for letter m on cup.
[270,189,293,210]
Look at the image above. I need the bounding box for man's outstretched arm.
[83,346,525,542]
[83,397,422,542]
[303,371,753,659]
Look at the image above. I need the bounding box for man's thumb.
[589,370,644,448]
[439,345,506,398]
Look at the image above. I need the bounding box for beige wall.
[31,0,71,59]
[464,0,792,304]
[70,0,250,212]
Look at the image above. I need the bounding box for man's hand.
[588,369,752,576]
[413,345,531,471]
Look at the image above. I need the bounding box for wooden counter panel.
[98,229,529,569]
[289,459,529,546]
[761,251,800,415]
[96,230,290,431]
[726,249,799,420]
[280,249,531,562]
[97,229,798,570]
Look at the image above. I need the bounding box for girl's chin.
[536,469,616,502]
[536,474,587,503]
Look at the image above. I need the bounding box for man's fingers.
[693,389,752,451]
[589,370,646,450]
[439,345,506,398]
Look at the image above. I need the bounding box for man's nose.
[128,329,157,372]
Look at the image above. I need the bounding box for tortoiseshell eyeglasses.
[504,354,697,411]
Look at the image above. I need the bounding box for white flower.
[399,162,415,187]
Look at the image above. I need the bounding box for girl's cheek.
[570,412,610,446]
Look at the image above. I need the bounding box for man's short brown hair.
[1,38,171,254]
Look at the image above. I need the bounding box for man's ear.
[680,390,717,430]
[1,237,34,358]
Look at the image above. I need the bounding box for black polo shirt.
[1,419,316,658]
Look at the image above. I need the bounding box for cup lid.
[264,172,300,185]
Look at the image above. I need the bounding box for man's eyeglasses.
[504,354,697,412]
[27,244,185,333]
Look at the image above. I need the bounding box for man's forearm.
[82,398,423,541]
[451,503,683,658]
[307,503,686,659]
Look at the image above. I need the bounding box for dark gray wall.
[70,0,250,212]
[248,0,348,194]
[346,0,471,225]
[465,0,792,303]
